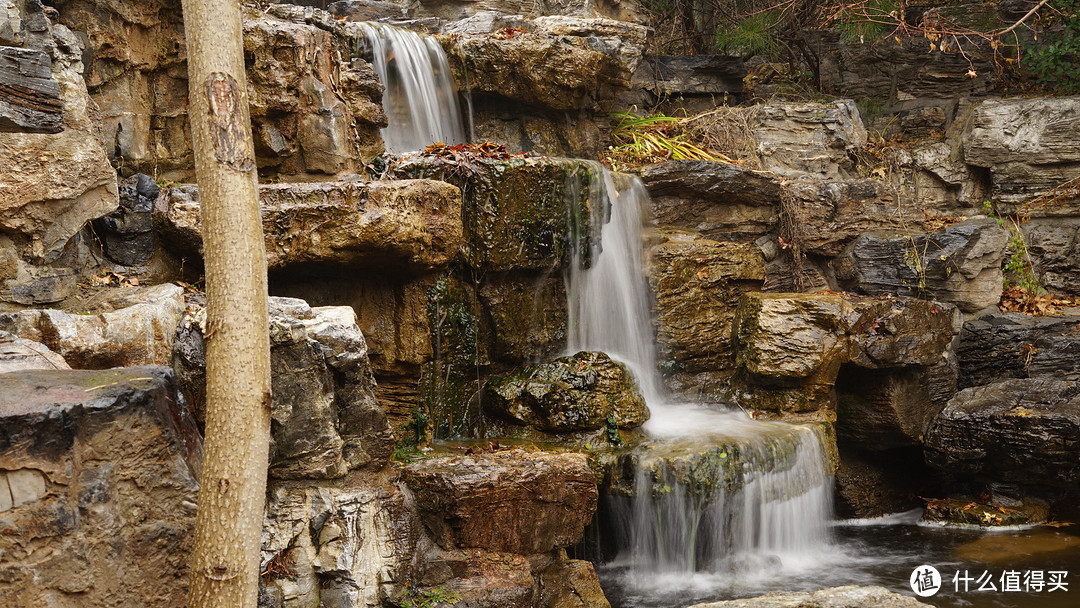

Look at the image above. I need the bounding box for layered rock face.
[1,0,117,305]
[53,0,387,180]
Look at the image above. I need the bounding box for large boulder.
[924,377,1080,488]
[957,312,1080,388]
[731,292,960,413]
[400,449,597,554]
[160,179,463,273]
[1026,220,1080,295]
[0,283,186,368]
[441,19,645,113]
[647,230,765,375]
[835,217,1009,312]
[260,482,421,608]
[782,178,904,257]
[0,366,201,607]
[173,296,392,479]
[483,351,649,433]
[639,160,780,242]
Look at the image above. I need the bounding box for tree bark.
[181,1,272,607]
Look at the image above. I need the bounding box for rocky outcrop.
[483,351,648,433]
[173,296,392,479]
[923,496,1050,527]
[1,3,117,303]
[0,365,201,607]
[624,54,746,110]
[688,585,932,608]
[782,178,903,257]
[0,283,186,368]
[925,377,1080,488]
[401,449,597,554]
[1026,220,1080,295]
[55,0,386,180]
[751,100,867,179]
[957,312,1080,388]
[731,292,960,413]
[835,218,1009,312]
[0,45,63,133]
[92,173,158,266]
[442,18,645,113]
[648,230,765,376]
[160,179,463,272]
[640,160,780,242]
[963,97,1080,207]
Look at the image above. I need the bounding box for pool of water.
[598,510,1080,608]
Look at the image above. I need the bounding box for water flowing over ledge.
[358,22,466,153]
[565,163,834,590]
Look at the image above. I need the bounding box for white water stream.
[358,23,466,153]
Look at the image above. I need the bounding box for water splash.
[358,23,466,153]
[564,163,833,589]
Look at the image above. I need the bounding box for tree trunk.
[181,1,272,607]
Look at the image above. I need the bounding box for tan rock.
[0,283,185,368]
[0,331,70,372]
[160,179,463,272]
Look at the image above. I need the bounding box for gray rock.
[1026,221,1080,295]
[688,585,932,607]
[632,55,745,101]
[0,365,201,607]
[260,482,420,608]
[173,296,393,479]
[640,160,780,242]
[0,45,62,133]
[93,173,158,265]
[836,218,1009,312]
[0,283,186,368]
[751,100,867,179]
[963,97,1080,206]
[783,178,904,257]
[957,312,1080,388]
[483,351,649,433]
[0,330,69,372]
[924,377,1080,488]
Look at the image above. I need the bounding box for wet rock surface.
[925,377,1080,488]
[174,296,391,479]
[161,179,462,272]
[483,351,648,433]
[401,449,598,554]
[0,365,201,607]
[0,283,185,368]
[923,496,1050,527]
[648,230,765,375]
[957,312,1080,388]
[688,585,932,607]
[389,156,594,272]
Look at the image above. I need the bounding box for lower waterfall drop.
[565,165,834,598]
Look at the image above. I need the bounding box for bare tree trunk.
[181,1,272,607]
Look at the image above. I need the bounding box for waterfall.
[357,23,466,153]
[566,164,833,588]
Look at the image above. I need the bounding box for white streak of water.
[358,23,466,153]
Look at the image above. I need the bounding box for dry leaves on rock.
[999,287,1080,316]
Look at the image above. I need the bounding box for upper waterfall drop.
[358,22,467,153]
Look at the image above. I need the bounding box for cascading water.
[565,164,833,600]
[357,22,466,153]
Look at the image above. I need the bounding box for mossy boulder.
[483,351,648,433]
